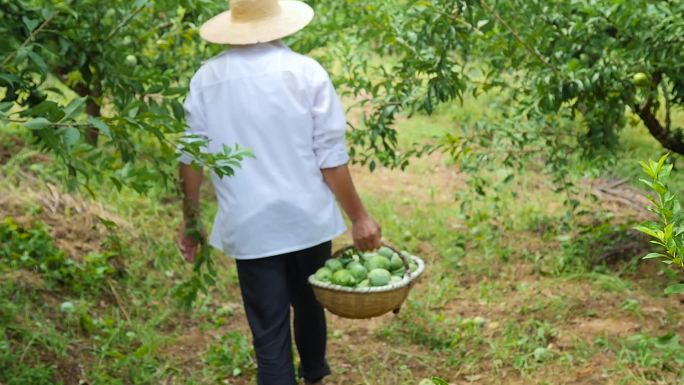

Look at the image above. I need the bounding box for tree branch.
[106,5,147,40]
[478,0,562,78]
[7,119,89,127]
[661,81,672,132]
[636,97,684,155]
[1,13,57,68]
[74,80,102,146]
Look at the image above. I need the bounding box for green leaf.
[656,153,669,174]
[639,161,655,178]
[24,117,52,130]
[664,223,674,240]
[650,240,667,248]
[88,116,112,137]
[61,97,87,122]
[22,16,39,33]
[26,51,48,73]
[0,102,12,113]
[0,73,20,85]
[653,182,668,195]
[134,344,152,358]
[639,178,654,189]
[23,100,65,121]
[664,284,684,295]
[634,225,659,238]
[642,253,666,260]
[649,160,659,173]
[63,127,81,147]
[203,274,216,286]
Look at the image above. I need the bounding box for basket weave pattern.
[308,249,425,319]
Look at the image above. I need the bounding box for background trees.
[2,0,683,188]
[0,0,250,193]
[297,0,684,178]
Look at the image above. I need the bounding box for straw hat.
[200,0,314,45]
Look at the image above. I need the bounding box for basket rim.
[308,255,425,293]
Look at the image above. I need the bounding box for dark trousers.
[235,242,332,385]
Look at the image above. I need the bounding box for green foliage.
[635,154,684,294]
[0,0,247,191]
[296,0,475,169]
[0,217,62,266]
[205,331,256,379]
[0,216,121,292]
[182,142,255,179]
[172,240,217,309]
[618,333,684,380]
[554,220,636,275]
[305,0,684,178]
[3,0,683,189]
[498,319,558,372]
[0,351,57,385]
[474,0,684,150]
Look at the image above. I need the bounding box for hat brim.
[199,1,314,45]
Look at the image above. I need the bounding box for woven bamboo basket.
[308,244,425,319]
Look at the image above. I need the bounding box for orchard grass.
[1,103,684,384]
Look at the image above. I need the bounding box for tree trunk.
[74,83,101,147]
[84,97,100,146]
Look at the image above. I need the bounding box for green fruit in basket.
[365,255,390,271]
[377,246,394,258]
[357,279,370,288]
[349,264,367,281]
[361,252,378,261]
[347,260,363,270]
[325,259,343,272]
[390,254,404,271]
[314,267,332,282]
[409,262,418,273]
[331,269,355,287]
[368,269,392,287]
[339,255,354,266]
[390,276,403,284]
[392,266,405,277]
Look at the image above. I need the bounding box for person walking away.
[176,1,382,384]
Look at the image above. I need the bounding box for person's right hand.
[177,220,204,263]
[352,215,381,251]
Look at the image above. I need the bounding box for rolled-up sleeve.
[178,75,209,165]
[311,67,349,169]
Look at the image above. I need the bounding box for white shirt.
[181,41,348,259]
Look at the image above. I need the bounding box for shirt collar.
[230,40,288,51]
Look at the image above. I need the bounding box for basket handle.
[332,242,413,279]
